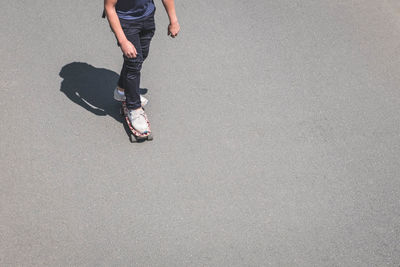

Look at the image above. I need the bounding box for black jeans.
[117,12,155,110]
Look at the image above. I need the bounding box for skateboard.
[120,101,153,143]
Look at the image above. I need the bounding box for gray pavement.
[1,0,400,266]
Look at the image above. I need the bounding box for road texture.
[1,0,400,266]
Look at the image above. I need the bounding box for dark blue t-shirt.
[116,0,155,20]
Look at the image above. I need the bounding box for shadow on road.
[59,62,122,121]
[59,62,149,122]
[59,62,151,139]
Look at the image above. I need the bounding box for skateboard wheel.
[129,134,137,143]
[147,133,153,141]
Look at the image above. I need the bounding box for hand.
[168,21,180,38]
[120,39,137,58]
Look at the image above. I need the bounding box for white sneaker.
[114,87,126,101]
[114,87,148,106]
[140,95,148,106]
[128,108,149,134]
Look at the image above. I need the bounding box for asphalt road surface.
[1,0,400,266]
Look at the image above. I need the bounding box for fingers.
[124,52,136,58]
[128,45,137,58]
[168,30,178,38]
[123,45,137,58]
[132,46,137,57]
[124,52,137,58]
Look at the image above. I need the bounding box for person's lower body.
[117,13,155,133]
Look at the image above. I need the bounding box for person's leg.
[123,34,144,110]
[117,14,155,96]
[118,19,144,110]
[115,64,126,102]
[118,17,155,134]
[122,36,151,133]
[115,64,148,106]
[117,64,126,90]
[140,14,156,62]
[117,14,154,106]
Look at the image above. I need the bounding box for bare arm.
[161,0,180,38]
[104,0,137,58]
